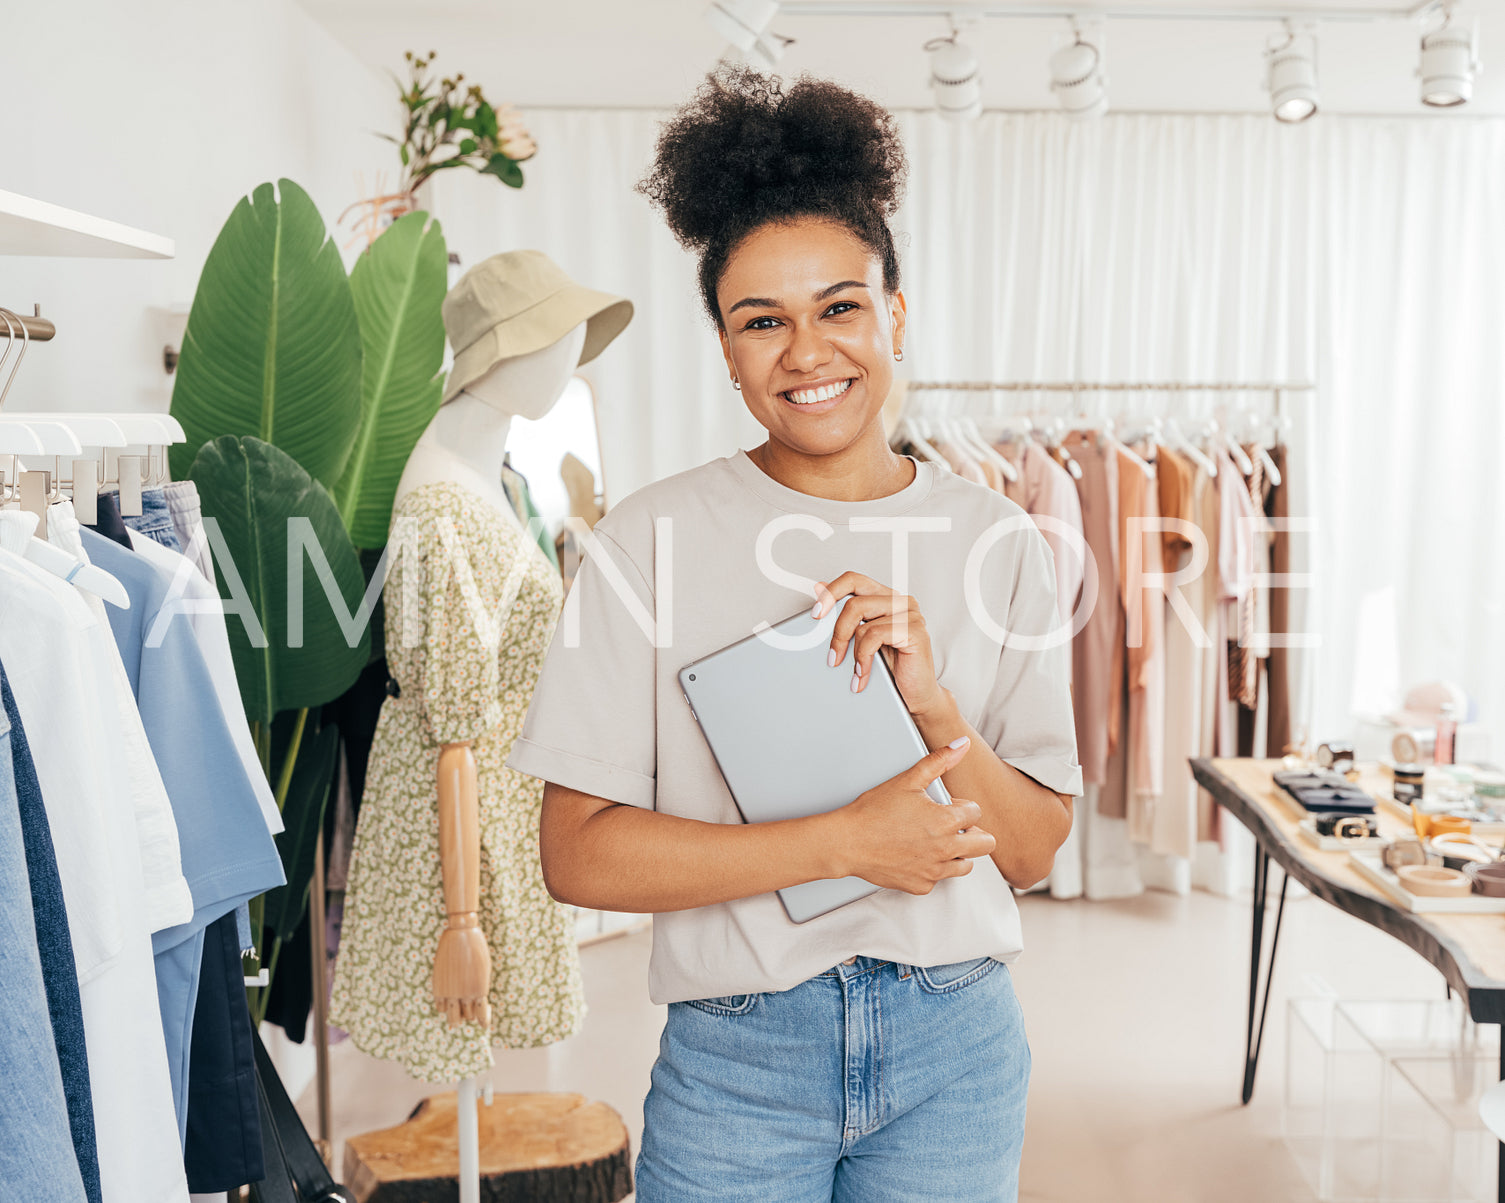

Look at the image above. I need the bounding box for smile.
[781,379,854,406]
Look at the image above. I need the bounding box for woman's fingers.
[812,570,886,619]
[826,594,916,669]
[956,826,997,858]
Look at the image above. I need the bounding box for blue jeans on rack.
[0,690,88,1202]
[635,955,1030,1203]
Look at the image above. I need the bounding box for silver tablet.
[678,595,952,924]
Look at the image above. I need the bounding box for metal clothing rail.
[905,380,1316,392]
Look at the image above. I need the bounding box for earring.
[894,349,904,362]
[732,379,742,391]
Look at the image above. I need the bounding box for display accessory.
[1272,769,1375,815]
[1315,741,1355,773]
[1391,761,1427,806]
[1381,838,1434,871]
[1409,804,1470,840]
[1426,832,1499,867]
[1465,861,1505,898]
[679,594,952,924]
[441,250,634,403]
[1394,864,1473,898]
[1314,812,1377,839]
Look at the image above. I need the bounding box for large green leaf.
[334,211,448,548]
[189,435,372,725]
[170,179,363,487]
[262,722,340,946]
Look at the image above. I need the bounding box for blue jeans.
[636,956,1030,1202]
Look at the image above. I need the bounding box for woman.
[507,68,1082,1202]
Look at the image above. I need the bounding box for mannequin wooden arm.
[434,741,492,1028]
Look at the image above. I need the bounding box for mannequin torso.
[395,322,586,1032]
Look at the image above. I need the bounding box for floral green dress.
[329,481,586,1082]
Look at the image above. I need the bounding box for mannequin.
[394,319,587,1026]
[389,322,586,1203]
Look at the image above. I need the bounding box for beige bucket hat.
[442,250,633,403]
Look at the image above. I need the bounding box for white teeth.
[787,379,852,405]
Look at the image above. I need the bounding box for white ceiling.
[299,0,1505,116]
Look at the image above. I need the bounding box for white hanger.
[1164,418,1218,477]
[949,393,1019,485]
[0,511,129,609]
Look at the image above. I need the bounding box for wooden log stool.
[343,1090,631,1203]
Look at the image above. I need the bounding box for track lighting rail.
[778,1,1443,24]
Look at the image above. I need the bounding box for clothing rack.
[905,380,1316,394]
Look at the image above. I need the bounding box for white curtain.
[426,109,1505,882]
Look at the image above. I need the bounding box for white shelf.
[0,189,173,260]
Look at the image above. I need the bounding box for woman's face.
[716,218,905,460]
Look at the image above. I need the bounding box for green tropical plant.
[188,436,372,728]
[170,179,449,1005]
[169,179,363,487]
[335,210,449,548]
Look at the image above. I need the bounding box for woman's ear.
[890,290,908,356]
[718,324,737,386]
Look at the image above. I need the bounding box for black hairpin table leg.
[1242,843,1289,1105]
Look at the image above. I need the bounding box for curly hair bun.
[639,65,908,322]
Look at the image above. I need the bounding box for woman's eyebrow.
[813,280,869,301]
[728,280,869,315]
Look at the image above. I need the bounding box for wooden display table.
[1192,757,1505,1202]
[343,1090,631,1203]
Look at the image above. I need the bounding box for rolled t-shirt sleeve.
[506,526,658,809]
[973,525,1085,797]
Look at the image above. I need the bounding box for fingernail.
[827,649,838,668]
[812,600,822,618]
[854,659,863,676]
[850,673,861,693]
[948,736,970,750]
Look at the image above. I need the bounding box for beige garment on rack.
[1151,448,1208,859]
[1062,432,1121,792]
[992,441,1085,624]
[1117,444,1165,839]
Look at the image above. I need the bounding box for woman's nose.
[783,320,834,372]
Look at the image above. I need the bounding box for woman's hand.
[813,571,944,716]
[826,738,996,894]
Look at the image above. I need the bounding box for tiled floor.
[299,885,1454,1201]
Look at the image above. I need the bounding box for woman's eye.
[825,301,859,317]
[745,316,780,331]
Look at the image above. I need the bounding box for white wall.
[1,0,396,417]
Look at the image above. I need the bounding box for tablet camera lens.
[688,673,696,681]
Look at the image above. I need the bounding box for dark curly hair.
[638,66,908,326]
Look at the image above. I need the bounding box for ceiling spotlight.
[705,0,779,54]
[926,33,982,121]
[1418,7,1479,107]
[749,29,796,71]
[1049,28,1107,119]
[1265,24,1319,124]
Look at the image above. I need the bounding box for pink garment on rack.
[933,439,988,485]
[1000,442,1086,624]
[1062,432,1121,791]
[1117,444,1165,839]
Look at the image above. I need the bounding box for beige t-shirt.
[507,450,1083,1005]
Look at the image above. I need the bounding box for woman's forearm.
[912,689,1073,888]
[540,783,845,913]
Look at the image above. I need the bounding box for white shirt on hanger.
[0,524,190,1203]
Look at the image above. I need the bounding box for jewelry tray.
[1348,851,1505,915]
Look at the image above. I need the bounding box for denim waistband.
[820,956,907,982]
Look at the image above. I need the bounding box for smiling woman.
[508,63,1081,1203]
